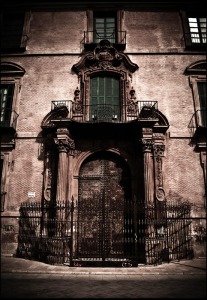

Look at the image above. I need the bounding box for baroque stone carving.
[73,86,83,114]
[54,127,75,153]
[72,40,138,74]
[153,144,165,157]
[153,144,165,202]
[43,151,57,203]
[54,136,75,152]
[141,139,153,152]
[127,86,138,115]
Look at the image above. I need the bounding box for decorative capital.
[141,138,153,152]
[54,128,75,152]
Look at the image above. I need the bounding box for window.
[197,82,206,127]
[1,12,31,51]
[181,11,207,48]
[0,84,15,127]
[185,60,206,138]
[190,76,206,128]
[83,10,126,51]
[188,17,206,44]
[90,75,120,121]
[94,14,116,43]
[0,62,25,129]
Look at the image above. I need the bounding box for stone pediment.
[72,39,138,74]
[41,106,69,128]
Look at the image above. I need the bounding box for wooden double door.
[76,151,135,266]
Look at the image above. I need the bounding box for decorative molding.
[153,144,166,202]
[72,40,138,75]
[41,106,69,128]
[141,138,153,152]
[54,127,75,152]
[54,136,75,153]
[153,144,165,157]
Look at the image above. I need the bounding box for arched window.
[90,75,120,121]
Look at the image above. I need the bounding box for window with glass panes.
[188,17,206,44]
[90,76,120,121]
[0,84,14,126]
[197,82,206,126]
[94,16,116,44]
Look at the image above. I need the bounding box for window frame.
[90,75,120,121]
[86,10,123,44]
[1,11,31,51]
[0,62,25,129]
[190,75,206,127]
[180,10,206,49]
[93,14,117,44]
[0,78,20,129]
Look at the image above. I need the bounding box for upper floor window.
[82,10,126,51]
[0,62,25,130]
[181,11,206,49]
[94,13,116,44]
[188,17,206,44]
[1,12,31,51]
[186,60,206,136]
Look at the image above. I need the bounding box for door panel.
[76,152,134,265]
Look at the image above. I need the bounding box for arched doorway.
[75,151,135,267]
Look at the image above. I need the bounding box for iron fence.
[16,199,201,266]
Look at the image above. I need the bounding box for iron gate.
[74,153,135,266]
[16,199,196,266]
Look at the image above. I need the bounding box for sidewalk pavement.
[1,255,206,275]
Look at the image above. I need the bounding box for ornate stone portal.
[40,40,170,265]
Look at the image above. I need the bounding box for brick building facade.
[1,0,206,267]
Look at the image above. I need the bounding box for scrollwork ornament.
[141,139,153,152]
[153,144,165,157]
[156,187,165,202]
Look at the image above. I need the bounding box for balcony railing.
[51,100,158,123]
[188,108,206,136]
[0,109,19,130]
[81,30,126,51]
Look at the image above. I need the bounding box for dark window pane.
[1,13,25,49]
[90,76,120,120]
[0,84,14,123]
[197,82,206,126]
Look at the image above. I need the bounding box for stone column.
[54,128,75,202]
[141,128,155,264]
[141,128,154,207]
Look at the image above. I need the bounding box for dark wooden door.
[76,152,134,266]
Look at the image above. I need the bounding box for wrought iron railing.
[0,109,19,130]
[51,100,158,122]
[188,108,206,136]
[80,30,126,51]
[15,199,202,266]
